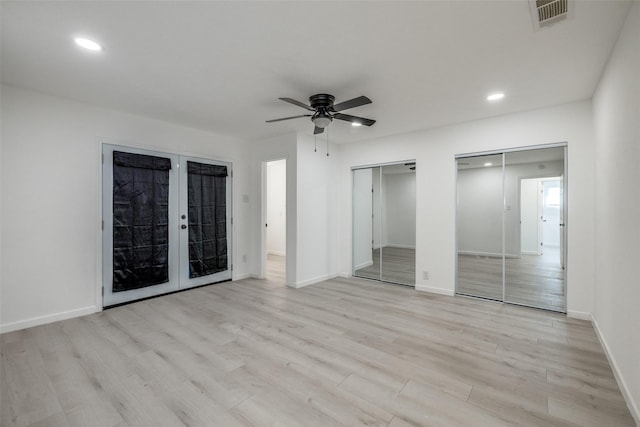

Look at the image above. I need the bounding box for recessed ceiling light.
[487,92,505,101]
[74,37,103,51]
[484,162,493,167]
[351,122,362,127]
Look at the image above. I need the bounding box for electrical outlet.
[423,271,429,280]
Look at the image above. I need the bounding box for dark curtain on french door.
[112,151,171,292]
[187,161,228,278]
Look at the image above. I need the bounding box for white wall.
[249,133,297,284]
[266,159,286,256]
[592,1,640,421]
[294,134,338,287]
[457,165,504,256]
[337,100,596,310]
[249,132,337,288]
[520,178,540,254]
[0,84,252,332]
[352,168,373,269]
[458,160,563,257]
[383,172,416,248]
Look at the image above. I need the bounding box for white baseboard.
[1,306,99,334]
[415,284,455,296]
[288,273,339,289]
[266,250,286,257]
[591,315,640,425]
[566,310,592,321]
[385,244,416,249]
[521,250,540,255]
[232,273,253,281]
[458,250,520,259]
[354,260,373,270]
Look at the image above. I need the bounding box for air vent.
[529,0,573,31]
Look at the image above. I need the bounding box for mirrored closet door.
[352,163,416,286]
[456,146,567,312]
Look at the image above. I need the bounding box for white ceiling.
[1,1,631,144]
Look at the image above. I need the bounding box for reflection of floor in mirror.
[457,246,565,312]
[354,247,415,286]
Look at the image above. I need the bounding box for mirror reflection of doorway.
[456,145,566,312]
[265,159,286,282]
[352,162,416,286]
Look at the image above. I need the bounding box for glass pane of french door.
[504,147,566,312]
[178,156,232,289]
[103,145,232,307]
[103,144,180,307]
[456,154,504,300]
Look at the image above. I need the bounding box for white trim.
[520,250,540,255]
[232,273,253,281]
[338,272,350,278]
[592,315,640,425]
[566,310,592,321]
[415,284,455,296]
[385,244,416,249]
[288,273,338,289]
[354,260,374,270]
[1,306,98,334]
[455,141,568,159]
[457,250,520,259]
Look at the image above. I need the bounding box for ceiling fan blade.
[266,114,311,123]
[279,97,315,111]
[313,126,325,135]
[331,96,372,112]
[333,113,376,126]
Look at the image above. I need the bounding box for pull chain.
[314,134,317,152]
[326,126,330,157]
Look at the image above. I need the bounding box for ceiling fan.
[266,94,376,134]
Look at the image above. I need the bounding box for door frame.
[261,157,288,282]
[101,142,233,308]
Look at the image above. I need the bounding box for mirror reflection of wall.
[352,162,416,286]
[456,146,566,312]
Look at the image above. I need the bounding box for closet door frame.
[351,160,416,286]
[454,142,567,311]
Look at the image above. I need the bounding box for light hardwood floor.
[1,262,634,426]
[457,247,566,312]
[354,247,415,286]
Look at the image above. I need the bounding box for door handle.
[181,224,187,229]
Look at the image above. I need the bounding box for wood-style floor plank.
[1,257,634,426]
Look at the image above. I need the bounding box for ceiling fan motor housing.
[309,94,335,109]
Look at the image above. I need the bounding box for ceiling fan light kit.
[266,93,376,135]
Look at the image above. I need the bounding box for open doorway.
[520,176,563,264]
[264,159,286,282]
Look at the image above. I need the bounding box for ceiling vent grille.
[529,0,573,31]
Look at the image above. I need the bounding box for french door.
[102,144,232,307]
